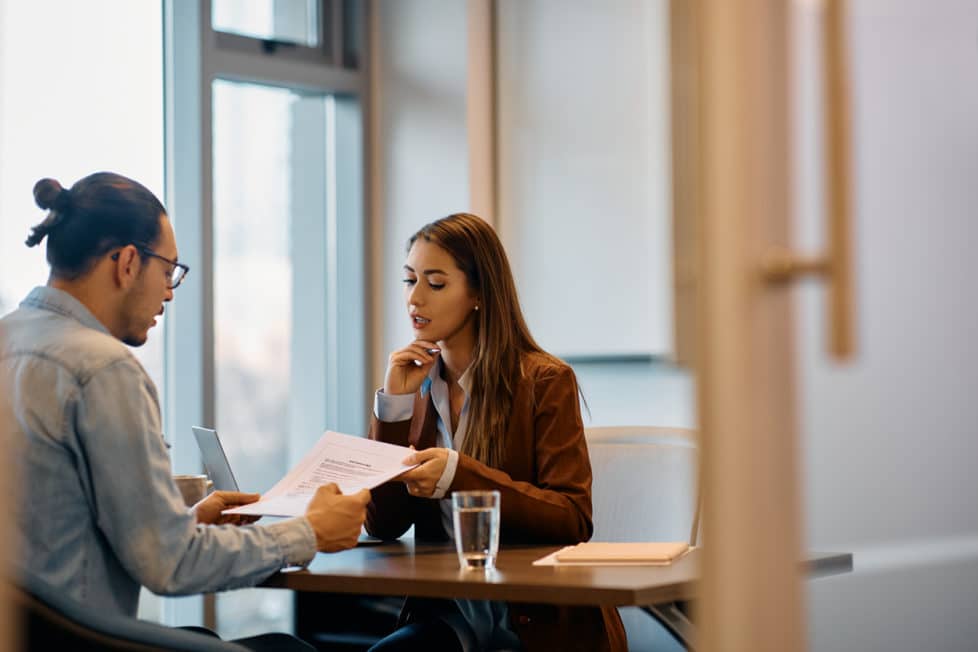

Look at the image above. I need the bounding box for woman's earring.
[474,305,480,311]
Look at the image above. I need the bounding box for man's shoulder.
[1,307,137,383]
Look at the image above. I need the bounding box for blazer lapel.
[409,391,439,449]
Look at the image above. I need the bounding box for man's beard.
[119,290,152,347]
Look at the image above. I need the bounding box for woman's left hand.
[398,447,450,498]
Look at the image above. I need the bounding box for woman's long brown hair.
[409,213,560,468]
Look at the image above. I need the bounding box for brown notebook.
[555,541,690,564]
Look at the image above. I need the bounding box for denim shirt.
[0,287,316,617]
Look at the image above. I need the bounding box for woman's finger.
[402,447,437,465]
[392,341,437,360]
[395,341,440,365]
[408,340,439,354]
[407,481,432,498]
[391,349,434,368]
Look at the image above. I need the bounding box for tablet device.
[191,426,240,492]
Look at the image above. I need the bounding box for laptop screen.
[191,426,240,492]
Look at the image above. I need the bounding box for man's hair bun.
[26,178,72,247]
[33,178,69,211]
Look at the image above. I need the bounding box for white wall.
[794,2,978,650]
[371,0,470,384]
[495,0,673,359]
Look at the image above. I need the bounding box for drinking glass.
[451,490,501,570]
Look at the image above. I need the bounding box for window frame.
[162,0,369,629]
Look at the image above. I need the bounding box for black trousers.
[366,619,463,652]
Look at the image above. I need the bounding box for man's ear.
[113,246,141,289]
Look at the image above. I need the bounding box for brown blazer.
[366,352,627,652]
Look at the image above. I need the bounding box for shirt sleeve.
[75,358,316,596]
[431,449,459,499]
[374,388,416,423]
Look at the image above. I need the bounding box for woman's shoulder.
[519,350,575,383]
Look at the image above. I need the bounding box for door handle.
[761,0,855,361]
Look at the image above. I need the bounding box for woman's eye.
[402,278,416,286]
[428,282,445,290]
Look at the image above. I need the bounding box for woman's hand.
[383,340,440,396]
[192,491,263,526]
[398,447,450,498]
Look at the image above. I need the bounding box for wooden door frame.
[689,0,807,649]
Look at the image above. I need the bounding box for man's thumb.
[315,483,341,497]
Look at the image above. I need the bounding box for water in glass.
[454,505,500,569]
[452,490,501,570]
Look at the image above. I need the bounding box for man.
[0,172,369,648]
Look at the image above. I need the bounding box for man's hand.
[398,447,450,498]
[304,483,371,552]
[192,491,262,526]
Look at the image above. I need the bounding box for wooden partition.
[691,0,807,650]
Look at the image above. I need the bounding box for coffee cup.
[173,474,211,507]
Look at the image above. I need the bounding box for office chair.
[13,570,248,651]
[585,426,699,652]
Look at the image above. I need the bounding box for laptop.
[191,426,240,492]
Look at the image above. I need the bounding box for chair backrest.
[585,426,700,544]
[14,570,248,652]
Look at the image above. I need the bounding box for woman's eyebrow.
[403,264,447,275]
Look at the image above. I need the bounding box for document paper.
[224,431,416,517]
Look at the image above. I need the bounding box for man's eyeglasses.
[111,246,190,289]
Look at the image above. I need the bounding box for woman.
[365,213,626,652]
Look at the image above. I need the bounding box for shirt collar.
[21,286,112,336]
[457,364,473,395]
[424,356,474,399]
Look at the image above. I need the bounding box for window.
[166,0,367,636]
[0,0,164,384]
[211,79,333,636]
[213,0,321,47]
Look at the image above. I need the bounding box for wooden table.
[262,540,852,649]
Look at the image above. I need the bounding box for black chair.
[13,571,248,651]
